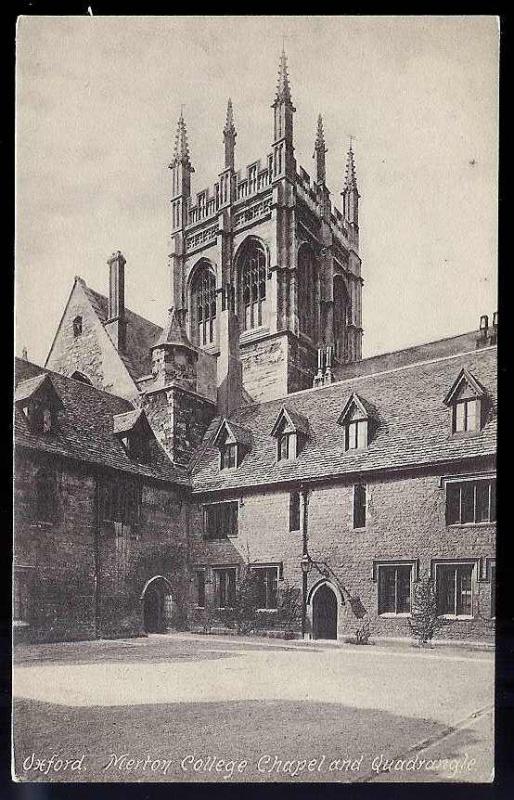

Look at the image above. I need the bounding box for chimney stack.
[476,312,498,348]
[217,283,242,416]
[105,250,127,352]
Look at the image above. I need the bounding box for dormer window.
[271,406,310,463]
[113,409,153,463]
[278,432,294,461]
[213,419,252,471]
[338,394,373,451]
[73,316,83,337]
[220,442,237,470]
[15,373,63,435]
[444,369,486,435]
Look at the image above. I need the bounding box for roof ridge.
[15,358,135,409]
[231,344,497,414]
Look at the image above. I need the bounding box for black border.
[3,7,512,800]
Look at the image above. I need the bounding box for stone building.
[15,51,496,645]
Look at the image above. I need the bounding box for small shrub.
[344,620,373,645]
[409,572,445,646]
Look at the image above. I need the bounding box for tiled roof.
[112,408,145,435]
[14,359,188,485]
[81,283,162,380]
[15,373,51,404]
[191,346,497,494]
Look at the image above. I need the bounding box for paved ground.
[12,633,494,784]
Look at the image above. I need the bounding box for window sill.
[446,522,495,528]
[13,620,30,628]
[438,615,474,621]
[353,526,367,531]
[378,613,411,619]
[30,521,55,529]
[256,608,278,613]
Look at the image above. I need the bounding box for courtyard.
[12,632,494,784]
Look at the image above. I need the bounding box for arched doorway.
[312,583,338,640]
[141,576,173,634]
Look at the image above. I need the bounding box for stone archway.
[311,582,338,640]
[141,576,173,634]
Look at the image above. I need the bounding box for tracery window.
[298,246,319,340]
[239,240,267,331]
[190,263,217,347]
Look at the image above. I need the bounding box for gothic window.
[73,316,83,338]
[333,277,349,362]
[353,484,367,529]
[289,491,301,531]
[238,240,267,331]
[298,246,319,340]
[203,502,239,540]
[35,467,57,522]
[100,479,141,526]
[190,262,217,347]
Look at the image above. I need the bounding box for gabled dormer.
[213,419,252,470]
[15,373,63,434]
[443,368,487,434]
[337,393,374,451]
[113,408,153,462]
[270,406,310,461]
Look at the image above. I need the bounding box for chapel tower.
[166,50,363,405]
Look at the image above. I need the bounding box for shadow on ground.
[12,697,480,783]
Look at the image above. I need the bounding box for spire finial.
[313,114,328,184]
[314,114,327,153]
[343,138,358,191]
[171,109,192,168]
[224,97,236,136]
[274,46,293,105]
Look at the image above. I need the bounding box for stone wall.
[14,448,189,643]
[45,281,137,401]
[189,463,495,643]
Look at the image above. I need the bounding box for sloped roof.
[81,282,162,380]
[14,359,188,485]
[191,346,496,494]
[113,408,146,435]
[15,373,54,405]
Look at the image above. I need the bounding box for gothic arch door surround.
[141,576,173,634]
[311,582,339,640]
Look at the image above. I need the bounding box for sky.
[15,15,499,364]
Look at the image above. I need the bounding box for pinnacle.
[224,98,236,137]
[171,110,191,167]
[343,144,358,191]
[274,47,293,105]
[314,114,327,152]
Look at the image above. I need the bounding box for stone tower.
[167,50,363,405]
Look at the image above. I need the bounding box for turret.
[150,306,197,392]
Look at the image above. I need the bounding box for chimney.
[105,251,127,352]
[217,282,242,416]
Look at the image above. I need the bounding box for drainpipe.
[301,487,309,639]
